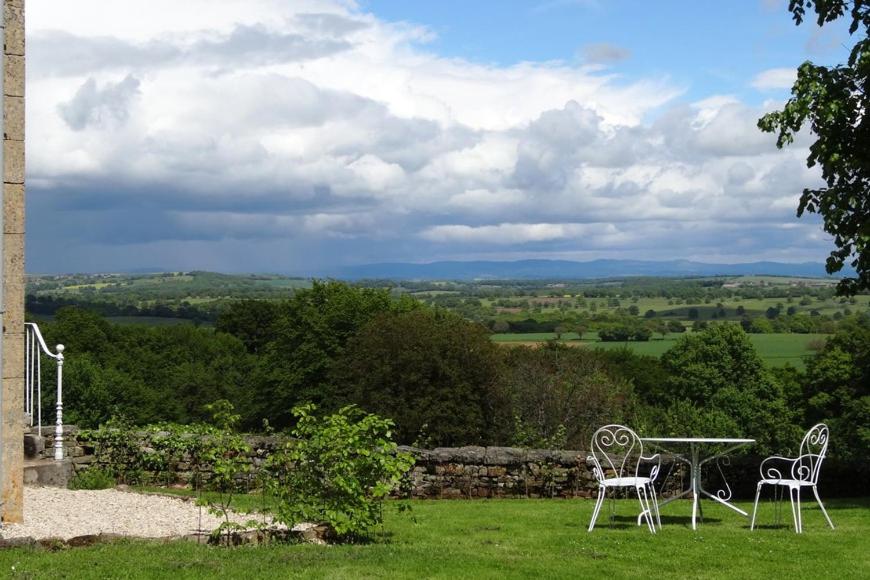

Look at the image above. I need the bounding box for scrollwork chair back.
[797,423,829,484]
[752,423,834,533]
[589,424,645,482]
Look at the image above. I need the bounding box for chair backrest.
[588,424,644,482]
[796,423,829,484]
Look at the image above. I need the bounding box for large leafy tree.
[758,0,869,295]
[254,281,419,427]
[803,315,870,460]
[658,324,799,454]
[331,308,506,446]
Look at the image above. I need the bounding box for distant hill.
[335,259,848,281]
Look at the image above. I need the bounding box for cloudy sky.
[26,0,853,274]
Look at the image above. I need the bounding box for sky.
[25,0,856,274]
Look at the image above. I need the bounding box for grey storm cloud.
[25,1,832,274]
[581,42,632,64]
[57,74,141,130]
[30,18,362,77]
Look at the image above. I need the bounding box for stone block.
[4,55,24,97]
[2,333,23,379]
[3,0,25,56]
[4,233,25,287]
[446,446,486,464]
[2,282,25,330]
[4,95,24,140]
[484,446,527,466]
[23,459,74,487]
[4,139,25,183]
[4,183,25,233]
[24,433,44,459]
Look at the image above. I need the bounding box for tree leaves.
[759,1,870,295]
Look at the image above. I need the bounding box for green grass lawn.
[1,497,867,579]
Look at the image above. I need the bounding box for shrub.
[68,467,116,490]
[264,404,414,541]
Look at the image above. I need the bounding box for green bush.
[68,467,116,490]
[264,404,414,541]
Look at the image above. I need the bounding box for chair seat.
[760,478,815,487]
[601,476,652,487]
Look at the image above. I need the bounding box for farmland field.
[492,332,828,369]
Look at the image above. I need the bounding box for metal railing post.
[24,323,66,461]
[54,345,65,461]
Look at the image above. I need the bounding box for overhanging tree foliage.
[758,0,869,295]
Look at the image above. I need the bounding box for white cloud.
[751,67,797,90]
[25,0,828,273]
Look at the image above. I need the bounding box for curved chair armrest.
[587,455,605,483]
[759,455,798,480]
[640,453,662,482]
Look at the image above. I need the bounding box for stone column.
[1,0,25,523]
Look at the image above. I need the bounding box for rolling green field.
[2,497,867,579]
[29,314,199,327]
[492,333,828,369]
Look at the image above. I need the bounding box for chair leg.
[773,484,782,526]
[750,482,763,530]
[787,486,801,533]
[649,483,662,530]
[588,485,605,532]
[637,485,656,534]
[812,486,835,529]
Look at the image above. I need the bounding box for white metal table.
[641,437,755,530]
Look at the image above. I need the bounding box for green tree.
[803,316,870,460]
[659,324,798,453]
[255,281,418,427]
[500,343,635,449]
[215,299,281,354]
[758,0,870,294]
[331,309,506,446]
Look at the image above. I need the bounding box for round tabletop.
[641,437,755,444]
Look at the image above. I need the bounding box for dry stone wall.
[38,429,685,498]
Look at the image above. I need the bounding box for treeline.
[380,276,844,302]
[27,294,219,323]
[35,281,869,460]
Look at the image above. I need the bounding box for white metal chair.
[750,423,835,533]
[587,424,661,534]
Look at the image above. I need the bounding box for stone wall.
[39,429,868,499]
[404,446,601,499]
[1,0,26,523]
[38,430,679,498]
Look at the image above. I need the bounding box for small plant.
[79,416,148,485]
[68,467,116,490]
[196,400,256,545]
[264,404,414,541]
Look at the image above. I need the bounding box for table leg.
[699,489,749,516]
[657,486,691,507]
[690,444,700,530]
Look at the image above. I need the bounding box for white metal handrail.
[24,322,65,460]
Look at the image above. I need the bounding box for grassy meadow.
[1,497,867,579]
[491,332,827,369]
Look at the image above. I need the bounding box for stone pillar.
[1,0,25,523]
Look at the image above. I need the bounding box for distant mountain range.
[334,259,848,281]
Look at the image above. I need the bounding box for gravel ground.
[1,487,261,540]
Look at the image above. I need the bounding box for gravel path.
[2,487,261,540]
